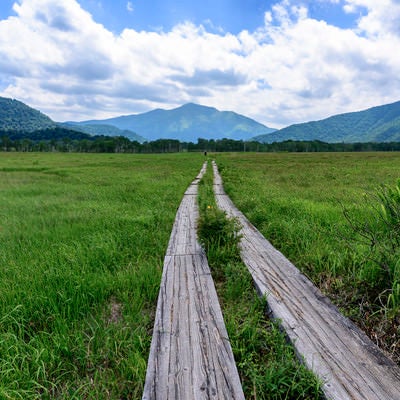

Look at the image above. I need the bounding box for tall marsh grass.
[197,163,323,399]
[214,152,400,363]
[0,152,203,398]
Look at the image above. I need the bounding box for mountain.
[75,103,276,142]
[0,96,56,132]
[253,101,400,143]
[60,122,145,143]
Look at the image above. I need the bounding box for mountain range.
[74,103,275,142]
[254,101,400,143]
[1,95,400,144]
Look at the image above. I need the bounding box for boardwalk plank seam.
[212,160,400,400]
[142,162,245,400]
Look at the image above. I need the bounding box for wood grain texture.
[142,162,245,400]
[212,161,400,400]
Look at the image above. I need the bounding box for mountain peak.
[74,103,275,142]
[178,103,217,111]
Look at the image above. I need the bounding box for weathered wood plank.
[142,162,244,400]
[212,161,400,400]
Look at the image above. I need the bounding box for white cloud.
[343,0,400,37]
[126,1,134,13]
[0,0,399,128]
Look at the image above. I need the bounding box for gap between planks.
[142,161,245,400]
[212,160,400,400]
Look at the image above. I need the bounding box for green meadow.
[0,152,203,399]
[1,151,399,398]
[214,152,400,363]
[197,167,324,399]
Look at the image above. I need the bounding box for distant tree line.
[1,128,400,153]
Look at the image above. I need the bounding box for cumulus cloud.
[0,0,399,127]
[343,0,400,37]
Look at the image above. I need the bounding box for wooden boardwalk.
[142,162,245,400]
[212,161,400,400]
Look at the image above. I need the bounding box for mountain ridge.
[76,103,276,142]
[253,101,400,143]
[2,95,400,144]
[0,96,56,132]
[60,122,145,143]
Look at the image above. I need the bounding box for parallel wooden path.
[212,161,400,400]
[142,162,245,400]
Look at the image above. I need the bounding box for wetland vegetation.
[0,151,398,398]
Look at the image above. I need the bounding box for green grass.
[2,151,398,398]
[0,152,204,398]
[213,152,400,364]
[197,162,324,400]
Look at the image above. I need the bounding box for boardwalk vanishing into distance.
[142,162,245,400]
[212,161,400,400]
[143,159,400,400]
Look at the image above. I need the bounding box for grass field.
[214,152,400,363]
[0,152,204,399]
[1,151,399,398]
[197,165,324,399]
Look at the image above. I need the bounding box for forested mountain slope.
[0,97,56,132]
[254,101,400,143]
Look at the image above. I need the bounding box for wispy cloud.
[126,1,134,13]
[0,0,399,127]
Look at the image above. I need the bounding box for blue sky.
[0,0,359,34]
[78,0,359,33]
[0,1,398,127]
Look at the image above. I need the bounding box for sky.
[0,0,399,128]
